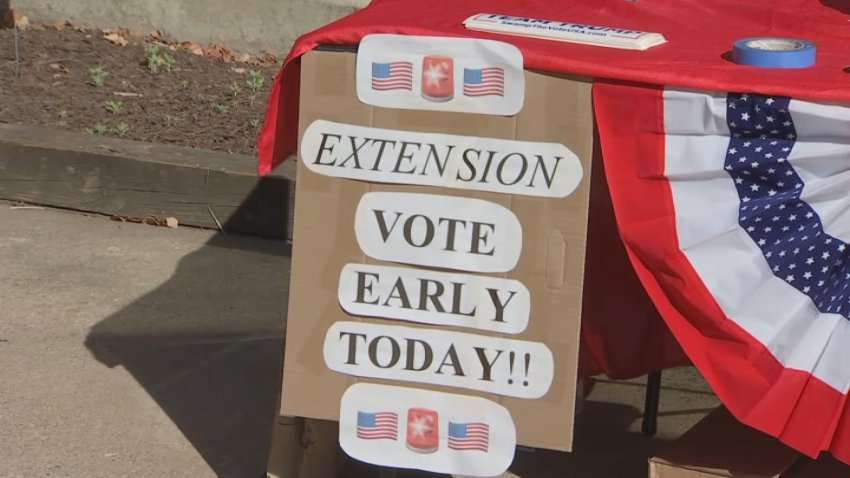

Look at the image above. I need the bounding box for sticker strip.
[356,34,525,115]
[340,383,516,476]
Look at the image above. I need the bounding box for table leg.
[641,370,662,436]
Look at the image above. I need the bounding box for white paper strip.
[463,13,667,51]
[301,120,583,198]
[339,383,516,477]
[354,192,522,273]
[356,34,525,115]
[338,263,530,334]
[323,321,555,399]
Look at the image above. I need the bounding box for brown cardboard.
[649,407,802,478]
[280,49,593,451]
[266,416,343,478]
[266,416,304,478]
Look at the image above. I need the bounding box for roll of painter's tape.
[732,37,816,68]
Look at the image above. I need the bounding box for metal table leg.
[641,370,662,436]
[1,21,20,75]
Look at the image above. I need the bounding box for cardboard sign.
[339,383,516,476]
[324,321,554,398]
[282,49,594,453]
[354,192,523,272]
[356,34,525,115]
[338,263,530,334]
[301,120,584,198]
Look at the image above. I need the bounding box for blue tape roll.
[733,37,816,68]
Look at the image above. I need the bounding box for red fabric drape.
[579,133,688,378]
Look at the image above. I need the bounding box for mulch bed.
[0,25,283,157]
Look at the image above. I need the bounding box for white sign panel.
[356,34,525,115]
[301,120,583,198]
[323,321,555,399]
[355,192,522,273]
[340,383,516,477]
[338,263,530,334]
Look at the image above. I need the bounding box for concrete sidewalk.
[0,202,290,477]
[0,202,719,477]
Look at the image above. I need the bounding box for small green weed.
[144,44,176,73]
[57,109,68,119]
[163,114,178,127]
[89,66,109,87]
[114,122,131,138]
[246,70,265,105]
[246,70,264,92]
[104,100,124,115]
[250,118,262,129]
[215,103,230,114]
[181,79,190,89]
[229,82,242,98]
[85,124,108,136]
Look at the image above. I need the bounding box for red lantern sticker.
[406,407,440,453]
[421,55,454,103]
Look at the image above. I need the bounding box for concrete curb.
[15,0,368,56]
[0,123,296,240]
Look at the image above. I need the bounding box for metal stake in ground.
[0,0,20,76]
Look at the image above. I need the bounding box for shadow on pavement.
[84,178,292,478]
[81,175,682,477]
[509,399,671,477]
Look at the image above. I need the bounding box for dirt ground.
[0,25,282,157]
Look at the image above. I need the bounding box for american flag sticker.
[371,61,413,91]
[463,67,505,97]
[357,411,399,440]
[448,421,490,452]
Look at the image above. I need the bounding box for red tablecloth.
[259,0,850,176]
